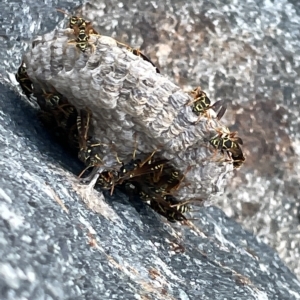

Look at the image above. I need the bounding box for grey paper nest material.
[23,28,234,201]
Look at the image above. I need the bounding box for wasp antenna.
[133,50,160,73]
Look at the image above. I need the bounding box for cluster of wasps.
[186,87,245,168]
[15,12,245,223]
[56,9,160,72]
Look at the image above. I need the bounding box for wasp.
[130,48,160,73]
[75,110,122,194]
[133,181,188,223]
[76,113,166,190]
[96,170,119,191]
[15,61,34,99]
[65,22,96,53]
[116,140,163,182]
[93,155,167,195]
[118,154,168,185]
[36,89,68,112]
[93,169,119,195]
[210,127,243,153]
[57,9,99,34]
[76,109,103,172]
[38,91,79,150]
[148,195,188,223]
[50,104,78,133]
[187,87,227,123]
[210,127,245,168]
[78,140,103,169]
[44,94,62,109]
[157,196,205,223]
[35,88,78,151]
[151,165,191,197]
[36,93,77,133]
[57,9,98,53]
[72,23,97,53]
[116,41,160,73]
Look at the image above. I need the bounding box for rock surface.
[0,0,300,299]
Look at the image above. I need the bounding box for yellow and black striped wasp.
[210,127,245,168]
[57,9,98,53]
[15,61,33,100]
[76,109,103,172]
[149,198,188,223]
[187,87,227,123]
[57,9,159,70]
[125,163,192,223]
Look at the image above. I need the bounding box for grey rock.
[0,0,300,299]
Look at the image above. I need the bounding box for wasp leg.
[139,149,157,168]
[116,41,160,73]
[79,165,104,185]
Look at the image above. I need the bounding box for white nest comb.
[23,28,233,201]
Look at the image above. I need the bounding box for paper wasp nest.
[23,28,233,201]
